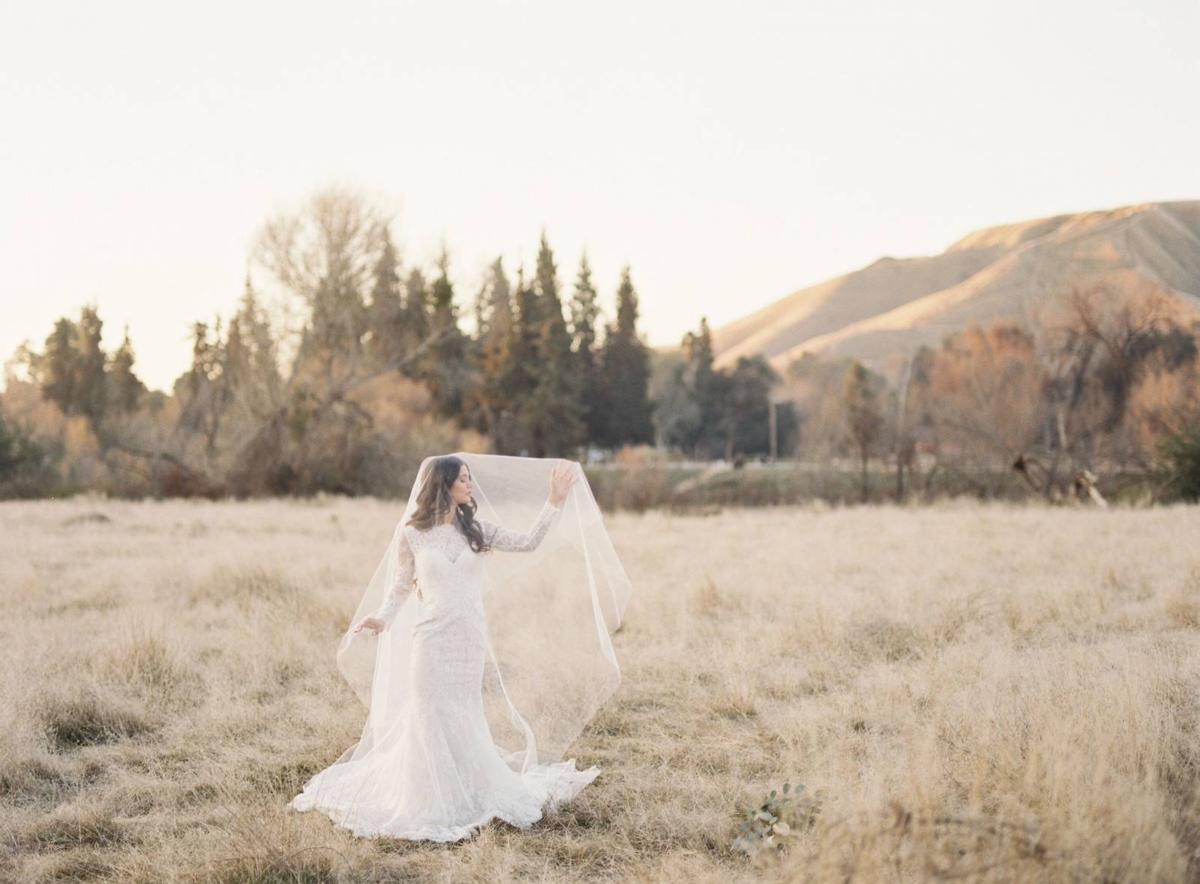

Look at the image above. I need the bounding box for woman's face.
[449,465,473,506]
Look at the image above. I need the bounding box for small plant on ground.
[731,781,821,860]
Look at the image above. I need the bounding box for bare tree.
[254,188,392,388]
[150,190,455,496]
[917,322,1042,497]
[1028,284,1181,496]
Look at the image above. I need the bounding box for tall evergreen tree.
[298,260,368,388]
[496,266,543,454]
[366,228,404,368]
[429,249,456,321]
[568,253,601,356]
[529,233,584,456]
[241,278,279,381]
[656,315,769,458]
[683,317,716,380]
[481,256,513,343]
[74,305,107,424]
[597,267,653,448]
[226,277,281,413]
[177,319,227,452]
[37,317,78,415]
[420,250,471,419]
[724,356,779,458]
[30,307,145,426]
[107,325,145,413]
[568,253,605,443]
[225,311,246,383]
[682,316,721,456]
[534,232,564,325]
[471,257,516,443]
[32,307,109,425]
[400,268,431,369]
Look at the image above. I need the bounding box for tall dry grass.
[1,496,1198,882]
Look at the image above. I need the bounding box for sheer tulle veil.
[333,452,632,773]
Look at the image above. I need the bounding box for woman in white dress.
[288,453,631,843]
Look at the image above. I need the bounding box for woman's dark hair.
[407,456,490,553]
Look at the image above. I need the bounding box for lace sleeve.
[482,499,563,553]
[373,526,416,626]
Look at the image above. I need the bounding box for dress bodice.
[371,500,564,627]
[408,524,486,618]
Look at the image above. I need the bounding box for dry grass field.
[2,497,1199,883]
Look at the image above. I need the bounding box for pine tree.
[421,250,471,418]
[107,325,145,413]
[429,249,455,321]
[482,256,513,343]
[654,315,767,459]
[498,266,543,454]
[471,257,517,445]
[725,355,779,457]
[569,253,605,444]
[38,317,78,415]
[177,319,227,452]
[682,316,720,456]
[73,305,107,424]
[568,252,601,356]
[597,267,653,448]
[32,306,144,423]
[367,229,404,368]
[684,317,715,379]
[534,231,564,326]
[400,268,431,370]
[227,277,281,413]
[530,233,584,456]
[243,278,279,380]
[224,311,248,392]
[300,260,367,388]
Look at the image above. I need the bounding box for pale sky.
[2,0,1197,392]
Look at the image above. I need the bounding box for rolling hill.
[712,201,1200,375]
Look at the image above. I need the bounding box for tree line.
[7,188,1197,505]
[0,189,783,499]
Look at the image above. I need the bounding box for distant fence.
[582,459,1156,512]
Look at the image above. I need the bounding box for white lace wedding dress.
[288,499,600,842]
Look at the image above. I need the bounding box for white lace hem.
[286,759,600,843]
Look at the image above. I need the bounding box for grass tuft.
[36,688,155,751]
[96,623,202,705]
[0,752,75,806]
[21,805,134,852]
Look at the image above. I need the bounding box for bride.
[288,453,631,843]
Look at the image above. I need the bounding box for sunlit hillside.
[715,201,1200,373]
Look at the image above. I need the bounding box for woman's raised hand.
[549,459,580,506]
[354,616,386,636]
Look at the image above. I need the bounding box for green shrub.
[1159,423,1200,502]
[0,412,55,498]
